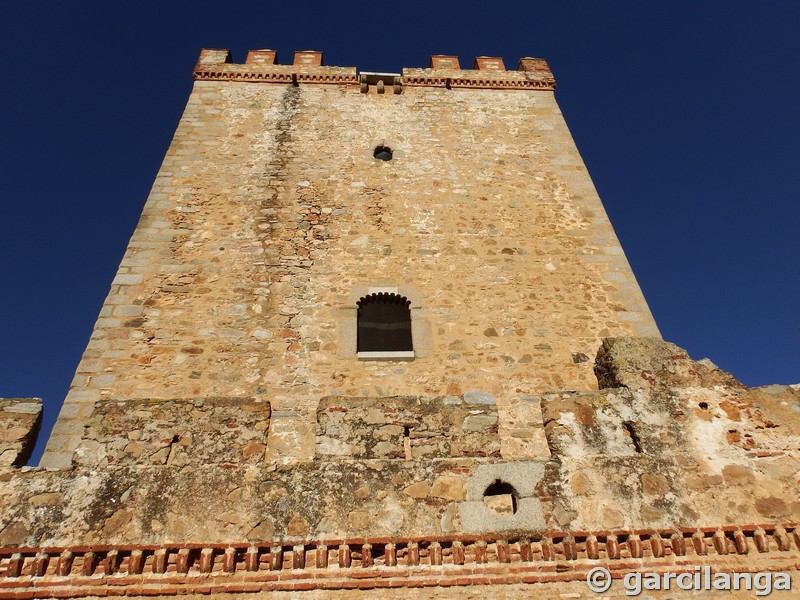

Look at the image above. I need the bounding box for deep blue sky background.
[2,2,798,465]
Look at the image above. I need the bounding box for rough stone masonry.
[39,49,659,470]
[0,49,796,599]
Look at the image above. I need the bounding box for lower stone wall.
[2,338,798,547]
[315,395,500,459]
[0,456,550,547]
[74,398,270,467]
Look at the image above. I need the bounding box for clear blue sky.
[1,2,798,464]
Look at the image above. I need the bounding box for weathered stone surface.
[403,481,430,499]
[430,475,466,500]
[0,398,42,467]
[541,338,800,531]
[594,337,742,391]
[74,397,270,467]
[0,457,535,545]
[315,396,500,459]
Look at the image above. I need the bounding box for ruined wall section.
[541,338,800,531]
[41,53,659,468]
[0,399,41,467]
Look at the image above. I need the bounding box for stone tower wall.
[3,50,798,597]
[41,51,658,468]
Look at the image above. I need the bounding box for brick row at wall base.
[1,524,798,597]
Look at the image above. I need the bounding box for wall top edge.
[193,49,556,90]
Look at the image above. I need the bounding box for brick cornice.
[1,524,797,596]
[401,75,555,91]
[192,69,555,91]
[191,49,556,91]
[193,69,360,86]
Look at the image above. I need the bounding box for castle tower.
[41,49,658,469]
[3,48,799,598]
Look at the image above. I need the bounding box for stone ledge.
[356,351,415,361]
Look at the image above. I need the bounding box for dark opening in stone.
[483,479,518,515]
[622,421,643,453]
[373,146,393,161]
[357,293,412,352]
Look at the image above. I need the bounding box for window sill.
[357,351,415,361]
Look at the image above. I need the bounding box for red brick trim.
[191,49,556,91]
[1,524,797,596]
[193,70,359,85]
[192,70,556,91]
[399,76,555,91]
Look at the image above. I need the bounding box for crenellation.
[246,49,277,65]
[429,55,460,69]
[195,48,232,67]
[473,56,506,70]
[192,48,555,90]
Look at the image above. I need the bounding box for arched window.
[357,293,413,354]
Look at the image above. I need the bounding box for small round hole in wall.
[373,146,393,161]
[698,402,709,410]
[483,479,518,516]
